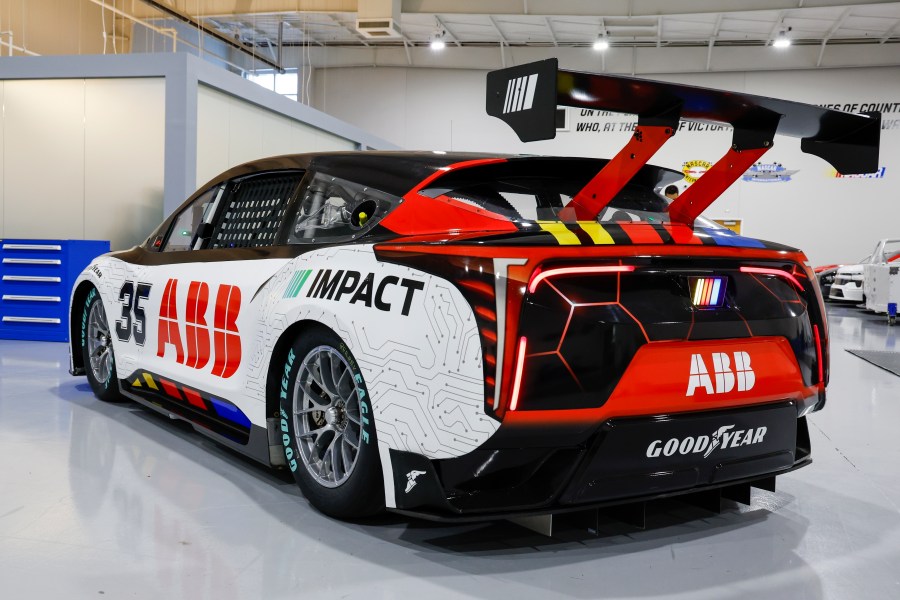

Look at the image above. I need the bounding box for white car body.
[829,264,866,303]
[829,239,900,304]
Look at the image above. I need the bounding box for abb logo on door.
[686,351,755,396]
[157,278,242,378]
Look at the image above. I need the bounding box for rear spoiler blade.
[486,59,880,225]
[486,58,880,175]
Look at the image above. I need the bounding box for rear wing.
[486,59,881,225]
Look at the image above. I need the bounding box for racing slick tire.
[278,327,384,519]
[80,287,125,403]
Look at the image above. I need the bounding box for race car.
[829,239,900,304]
[69,59,880,521]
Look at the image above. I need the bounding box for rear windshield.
[419,158,701,225]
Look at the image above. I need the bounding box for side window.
[209,171,303,249]
[286,172,399,244]
[161,185,225,252]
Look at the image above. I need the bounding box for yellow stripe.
[142,373,159,390]
[537,221,581,245]
[132,378,142,388]
[577,221,615,245]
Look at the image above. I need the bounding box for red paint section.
[381,158,519,236]
[182,387,207,410]
[619,223,665,245]
[668,146,769,225]
[157,278,184,364]
[159,378,183,401]
[381,192,520,237]
[458,279,494,297]
[185,281,211,370]
[662,223,704,244]
[559,125,676,221]
[211,285,242,378]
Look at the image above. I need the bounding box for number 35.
[116,281,152,345]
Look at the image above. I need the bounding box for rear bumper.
[388,401,812,521]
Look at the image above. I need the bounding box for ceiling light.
[430,31,446,50]
[773,27,791,48]
[593,34,609,51]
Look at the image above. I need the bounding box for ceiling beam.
[707,13,723,71]
[434,15,462,47]
[544,16,558,46]
[880,18,900,43]
[817,7,851,66]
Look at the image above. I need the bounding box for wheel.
[80,287,124,402]
[278,327,383,519]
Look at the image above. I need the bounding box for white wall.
[314,66,900,266]
[0,77,165,250]
[196,85,356,188]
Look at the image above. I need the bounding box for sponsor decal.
[831,167,887,179]
[682,159,712,184]
[742,162,798,183]
[405,470,427,493]
[686,351,755,396]
[157,278,242,378]
[90,265,103,279]
[646,423,768,458]
[306,269,424,316]
[283,269,313,299]
[503,73,539,114]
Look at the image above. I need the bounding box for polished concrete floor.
[1,303,899,599]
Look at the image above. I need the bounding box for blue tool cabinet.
[0,239,111,342]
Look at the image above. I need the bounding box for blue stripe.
[701,228,766,248]
[209,397,251,429]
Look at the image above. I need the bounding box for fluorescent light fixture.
[593,35,609,51]
[773,29,791,48]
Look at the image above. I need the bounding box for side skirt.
[118,379,273,467]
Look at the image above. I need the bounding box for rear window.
[419,158,686,225]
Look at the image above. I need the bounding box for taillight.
[739,266,804,291]
[508,337,528,411]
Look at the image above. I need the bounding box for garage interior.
[1,1,899,598]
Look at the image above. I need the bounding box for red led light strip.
[739,266,804,291]
[528,265,635,294]
[508,337,528,411]
[813,324,824,384]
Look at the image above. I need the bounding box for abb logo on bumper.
[687,351,755,396]
[157,279,242,378]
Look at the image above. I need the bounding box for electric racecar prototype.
[69,60,880,522]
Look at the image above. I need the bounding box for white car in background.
[829,239,900,304]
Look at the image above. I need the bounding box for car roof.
[201,151,517,197]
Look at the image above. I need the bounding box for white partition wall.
[1,76,164,251]
[196,86,355,187]
[0,53,398,250]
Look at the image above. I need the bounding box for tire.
[80,287,124,402]
[278,327,383,519]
